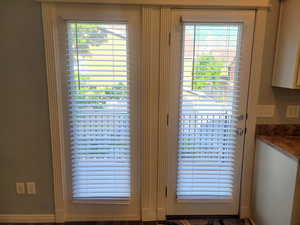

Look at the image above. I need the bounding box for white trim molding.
[37,0,271,9]
[141,6,160,221]
[156,7,171,221]
[249,217,256,225]
[0,214,55,223]
[239,9,269,218]
[65,214,139,222]
[41,2,66,223]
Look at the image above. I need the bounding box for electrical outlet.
[16,183,25,194]
[26,182,36,195]
[256,105,275,118]
[286,105,300,118]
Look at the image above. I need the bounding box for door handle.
[236,128,244,136]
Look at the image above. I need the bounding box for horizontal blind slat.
[67,22,131,200]
[177,23,242,201]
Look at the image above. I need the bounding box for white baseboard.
[66,214,139,222]
[0,214,55,223]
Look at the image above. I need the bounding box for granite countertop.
[258,135,300,160]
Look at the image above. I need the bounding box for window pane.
[66,22,130,200]
[177,23,242,200]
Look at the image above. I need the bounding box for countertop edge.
[256,136,300,161]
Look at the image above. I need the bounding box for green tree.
[69,23,128,109]
[192,55,227,91]
[69,23,108,55]
[73,82,127,110]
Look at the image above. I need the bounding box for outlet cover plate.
[26,182,36,195]
[16,183,25,194]
[286,105,300,118]
[256,105,275,118]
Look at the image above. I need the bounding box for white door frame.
[157,8,268,220]
[42,3,142,222]
[42,1,268,221]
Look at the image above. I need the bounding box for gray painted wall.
[0,0,298,215]
[0,0,54,214]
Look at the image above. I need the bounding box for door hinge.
[168,32,171,46]
[165,186,168,197]
[166,113,169,127]
[237,113,248,121]
[180,16,183,23]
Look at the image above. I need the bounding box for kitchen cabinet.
[272,0,300,89]
[252,138,300,225]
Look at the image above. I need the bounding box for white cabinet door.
[272,0,300,89]
[253,140,299,225]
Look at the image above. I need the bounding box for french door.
[56,5,141,220]
[165,9,255,215]
[44,3,257,221]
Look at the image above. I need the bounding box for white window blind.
[66,22,130,200]
[177,23,242,200]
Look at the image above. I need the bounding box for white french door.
[56,5,141,220]
[165,9,255,215]
[44,3,259,220]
